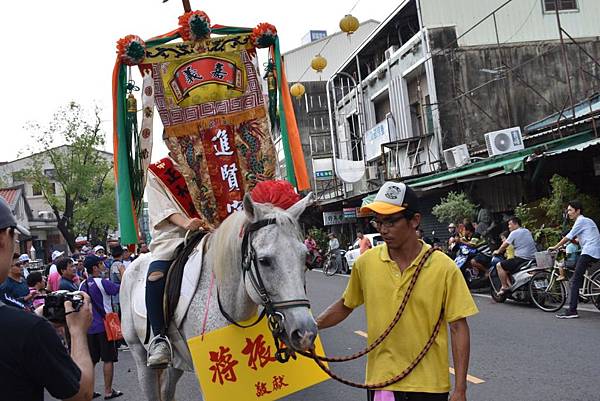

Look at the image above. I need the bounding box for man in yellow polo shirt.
[316,181,478,401]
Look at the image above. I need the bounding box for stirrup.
[147,334,174,369]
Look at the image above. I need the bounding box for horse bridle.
[218,218,311,363]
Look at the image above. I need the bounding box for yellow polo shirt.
[343,241,478,392]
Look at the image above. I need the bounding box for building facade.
[0,146,113,261]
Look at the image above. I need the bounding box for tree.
[19,102,116,251]
[432,192,477,225]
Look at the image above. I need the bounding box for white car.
[345,233,384,269]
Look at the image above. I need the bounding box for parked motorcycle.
[306,249,324,270]
[489,259,544,303]
[454,243,489,288]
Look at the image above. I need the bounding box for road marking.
[449,367,485,384]
[353,331,484,384]
[471,293,600,313]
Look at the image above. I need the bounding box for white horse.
[120,192,318,401]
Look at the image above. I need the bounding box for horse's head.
[242,191,317,352]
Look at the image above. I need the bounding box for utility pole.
[493,12,513,127]
[554,0,576,118]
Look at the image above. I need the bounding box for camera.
[43,291,84,323]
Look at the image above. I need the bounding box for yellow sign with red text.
[188,318,329,401]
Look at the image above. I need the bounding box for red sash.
[148,158,200,219]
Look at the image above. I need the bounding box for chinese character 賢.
[208,346,239,385]
[211,62,228,80]
[212,129,234,156]
[182,65,203,84]
[272,375,289,391]
[255,381,272,397]
[241,334,276,371]
[220,164,240,191]
[226,200,243,214]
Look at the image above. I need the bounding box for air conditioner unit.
[443,144,471,169]
[38,211,53,220]
[384,45,398,60]
[484,127,524,156]
[366,166,378,180]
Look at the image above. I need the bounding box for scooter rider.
[493,217,537,296]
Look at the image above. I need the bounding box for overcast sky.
[0,0,399,163]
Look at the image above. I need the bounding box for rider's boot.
[147,334,173,369]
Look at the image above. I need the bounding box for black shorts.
[499,257,530,274]
[88,332,118,364]
[367,390,448,401]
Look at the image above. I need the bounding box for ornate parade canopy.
[113,7,309,244]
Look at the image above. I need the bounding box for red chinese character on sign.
[255,381,272,397]
[208,346,239,385]
[241,334,276,370]
[272,375,289,391]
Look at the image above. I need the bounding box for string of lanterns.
[290,11,360,99]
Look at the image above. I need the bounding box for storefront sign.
[323,211,344,226]
[364,121,390,162]
[313,158,334,181]
[356,208,375,218]
[188,318,329,401]
[343,207,357,219]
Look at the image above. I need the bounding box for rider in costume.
[145,156,204,368]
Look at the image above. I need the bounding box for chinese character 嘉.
[220,164,240,191]
[226,200,243,214]
[182,66,203,84]
[211,62,228,80]
[208,346,239,385]
[212,129,234,156]
[241,334,276,371]
[255,381,272,397]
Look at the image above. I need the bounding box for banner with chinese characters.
[188,318,329,401]
[143,33,276,228]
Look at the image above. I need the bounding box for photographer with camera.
[0,197,94,401]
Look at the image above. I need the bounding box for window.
[32,184,42,196]
[543,0,578,12]
[310,135,333,155]
[373,92,391,124]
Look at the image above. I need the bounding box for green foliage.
[308,227,329,253]
[514,175,600,249]
[432,192,477,225]
[19,102,116,251]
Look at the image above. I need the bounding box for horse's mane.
[209,204,302,284]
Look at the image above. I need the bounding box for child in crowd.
[26,272,46,309]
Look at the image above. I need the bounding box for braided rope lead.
[299,247,447,389]
[310,309,444,389]
[299,247,437,363]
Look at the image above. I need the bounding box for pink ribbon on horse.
[374,391,395,401]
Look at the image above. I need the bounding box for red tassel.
[251,180,300,210]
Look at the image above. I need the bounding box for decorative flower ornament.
[116,35,146,66]
[251,23,277,48]
[179,10,211,41]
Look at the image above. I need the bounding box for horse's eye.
[258,257,272,267]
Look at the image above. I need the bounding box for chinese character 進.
[241,334,276,371]
[211,62,228,80]
[212,129,234,156]
[226,200,243,214]
[220,164,240,191]
[272,375,289,391]
[208,346,239,385]
[182,65,203,84]
[255,381,272,397]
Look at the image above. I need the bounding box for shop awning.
[405,131,594,189]
[541,136,600,157]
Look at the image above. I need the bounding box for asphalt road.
[51,270,600,401]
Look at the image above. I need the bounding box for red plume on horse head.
[250,180,300,210]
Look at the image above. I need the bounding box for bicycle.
[530,250,600,312]
[323,251,348,276]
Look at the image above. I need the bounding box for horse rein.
[297,247,446,389]
[217,218,311,363]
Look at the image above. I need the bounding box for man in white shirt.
[549,200,600,319]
